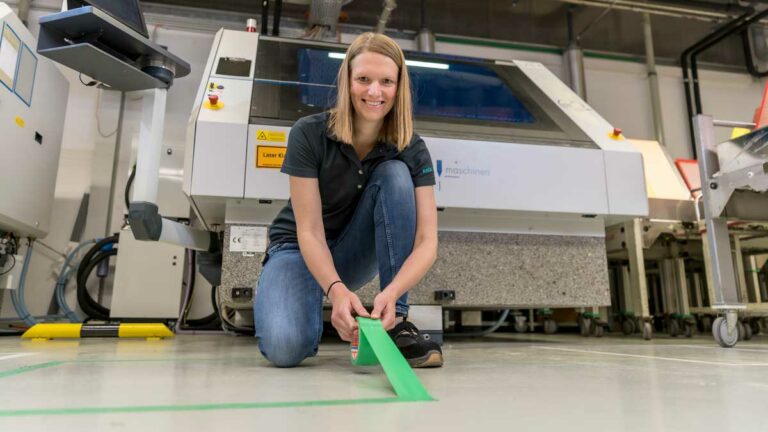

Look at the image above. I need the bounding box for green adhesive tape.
[351,317,434,402]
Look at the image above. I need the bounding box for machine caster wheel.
[579,316,591,337]
[591,321,605,338]
[669,319,680,338]
[700,315,712,334]
[751,319,762,336]
[712,317,738,348]
[513,316,528,333]
[621,319,636,336]
[684,321,695,338]
[642,322,653,340]
[741,322,752,341]
[543,319,558,335]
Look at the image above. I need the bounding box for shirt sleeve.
[398,135,436,187]
[280,118,320,178]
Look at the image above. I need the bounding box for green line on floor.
[0,361,66,379]
[0,397,406,417]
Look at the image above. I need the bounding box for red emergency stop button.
[208,94,219,106]
[609,127,623,140]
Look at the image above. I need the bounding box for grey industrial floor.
[0,331,767,432]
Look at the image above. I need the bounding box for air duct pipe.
[375,0,397,34]
[643,13,666,146]
[415,0,434,52]
[309,0,344,32]
[17,0,31,25]
[564,7,587,100]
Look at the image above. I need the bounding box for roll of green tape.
[351,317,434,402]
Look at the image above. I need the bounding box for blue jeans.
[254,160,417,367]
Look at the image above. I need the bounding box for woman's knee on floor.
[257,324,319,367]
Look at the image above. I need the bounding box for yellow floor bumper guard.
[21,323,174,340]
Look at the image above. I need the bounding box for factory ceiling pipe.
[309,0,344,31]
[375,0,397,33]
[415,0,434,52]
[643,12,666,146]
[741,29,768,78]
[691,7,768,111]
[554,0,755,22]
[565,6,587,100]
[16,0,30,26]
[680,8,768,157]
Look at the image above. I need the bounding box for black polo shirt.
[268,112,436,245]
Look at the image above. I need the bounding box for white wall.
[3,3,766,323]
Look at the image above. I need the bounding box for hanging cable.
[76,235,119,321]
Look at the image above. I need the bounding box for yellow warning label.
[257,145,286,168]
[256,130,286,143]
[731,127,751,140]
[15,116,24,128]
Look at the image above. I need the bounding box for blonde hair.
[328,32,413,151]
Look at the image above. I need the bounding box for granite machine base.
[218,224,610,330]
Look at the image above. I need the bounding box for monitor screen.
[67,0,149,38]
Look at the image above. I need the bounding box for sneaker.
[388,320,443,368]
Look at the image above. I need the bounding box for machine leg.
[538,309,558,335]
[624,219,652,339]
[512,311,528,333]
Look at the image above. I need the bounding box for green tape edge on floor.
[0,361,65,379]
[353,317,434,402]
[0,397,404,417]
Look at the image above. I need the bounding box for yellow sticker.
[731,127,751,140]
[257,145,286,168]
[15,116,25,128]
[256,130,286,143]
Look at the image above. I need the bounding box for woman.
[254,32,442,368]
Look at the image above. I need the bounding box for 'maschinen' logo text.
[443,167,491,177]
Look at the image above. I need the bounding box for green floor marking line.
[353,317,434,402]
[0,397,404,417]
[72,357,261,364]
[0,361,66,379]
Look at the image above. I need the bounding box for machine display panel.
[250,37,593,147]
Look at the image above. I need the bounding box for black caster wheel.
[621,319,636,336]
[669,319,680,338]
[750,319,761,336]
[741,322,752,341]
[543,319,558,335]
[712,317,738,348]
[642,322,653,340]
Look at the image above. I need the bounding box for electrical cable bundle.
[76,235,119,321]
[178,249,221,330]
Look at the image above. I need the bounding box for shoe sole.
[407,350,443,368]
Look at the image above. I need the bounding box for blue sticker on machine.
[436,160,442,177]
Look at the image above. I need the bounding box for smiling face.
[349,51,399,128]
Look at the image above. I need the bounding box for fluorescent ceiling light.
[327,52,449,70]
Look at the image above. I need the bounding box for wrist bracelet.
[326,280,343,298]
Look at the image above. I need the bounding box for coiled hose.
[76,235,119,321]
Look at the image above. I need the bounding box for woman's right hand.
[329,284,370,342]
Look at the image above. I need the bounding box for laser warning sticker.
[256,145,286,168]
[256,129,286,143]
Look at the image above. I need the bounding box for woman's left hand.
[371,290,398,330]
